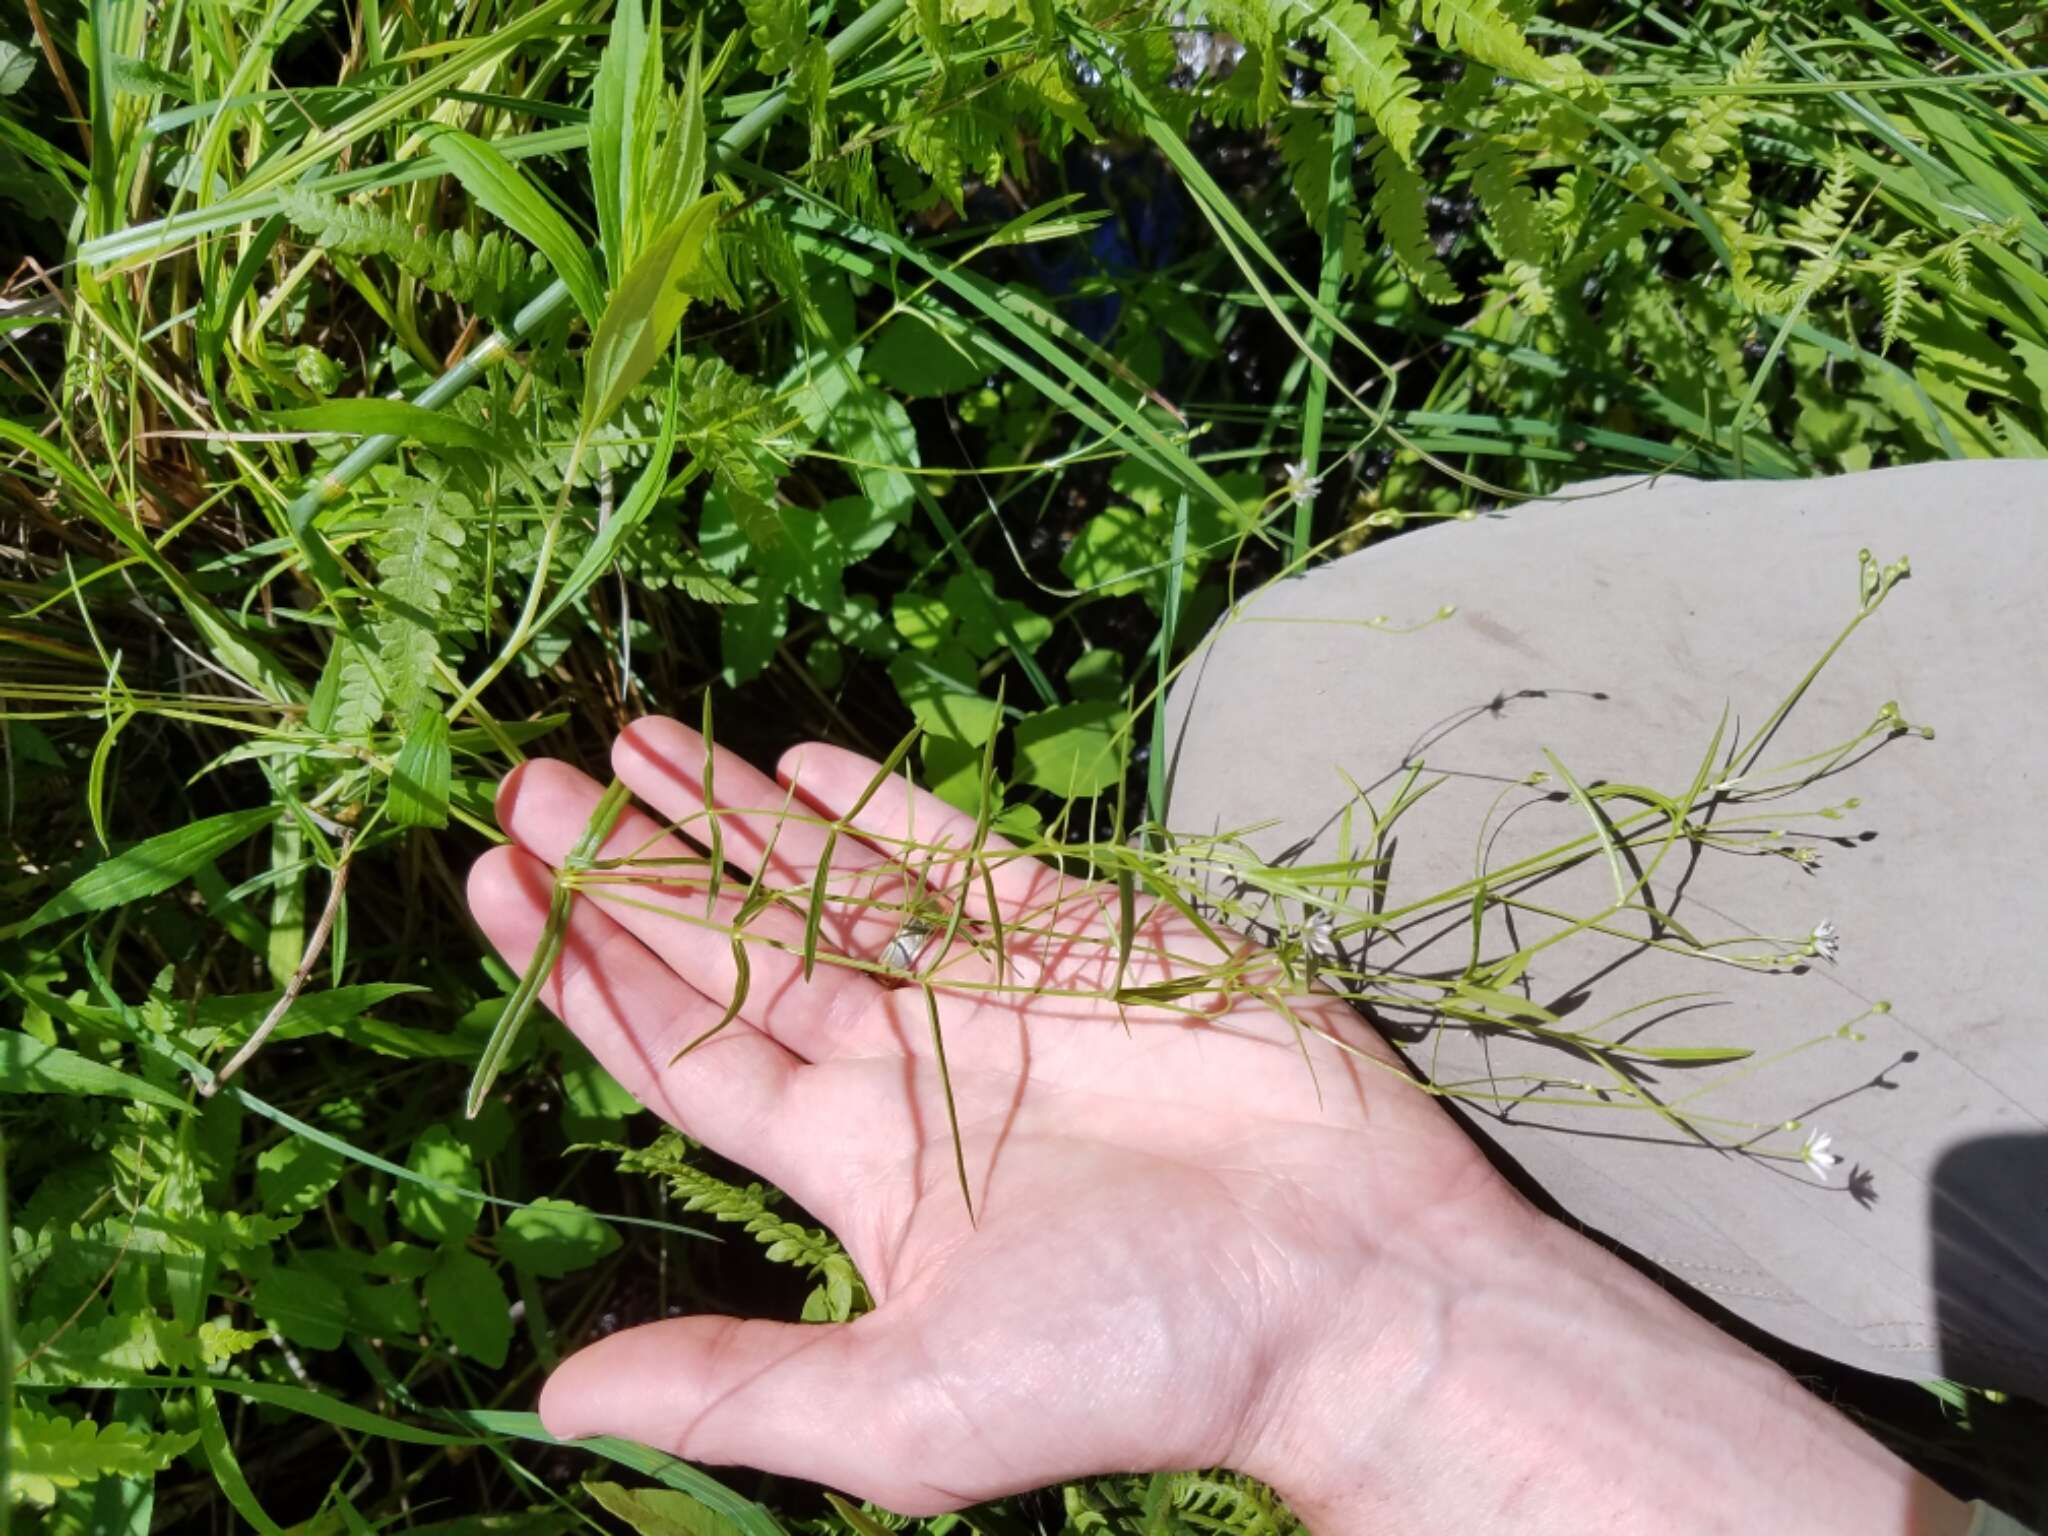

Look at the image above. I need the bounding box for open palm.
[467,716,1523,1512]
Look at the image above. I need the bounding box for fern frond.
[1418,0,1550,83]
[1164,1472,1299,1536]
[1782,155,1854,252]
[276,187,547,319]
[617,1133,869,1318]
[1657,33,1769,184]
[1195,0,1420,159]
[1275,0,1422,163]
[1368,144,1458,303]
[7,1408,199,1507]
[1276,108,1366,277]
[675,353,789,547]
[370,485,469,720]
[1462,138,1552,314]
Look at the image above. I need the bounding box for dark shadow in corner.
[1930,1132,2048,1403]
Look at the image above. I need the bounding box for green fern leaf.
[1272,0,1421,164]
[1277,109,1366,275]
[1418,0,1549,81]
[1463,138,1552,313]
[276,187,545,320]
[370,485,469,720]
[1657,34,1768,184]
[675,354,789,547]
[1369,145,1458,303]
[7,1408,200,1507]
[745,0,808,74]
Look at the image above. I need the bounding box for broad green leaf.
[1013,700,1127,797]
[887,646,1000,746]
[586,1481,748,1536]
[268,400,497,454]
[6,806,276,937]
[1066,648,1124,699]
[865,314,989,397]
[249,1264,349,1351]
[943,570,1052,658]
[0,1032,187,1110]
[389,709,453,829]
[392,1125,481,1243]
[580,194,728,440]
[430,128,605,324]
[559,1049,646,1141]
[0,40,37,97]
[256,1137,346,1214]
[497,1198,622,1277]
[349,1281,423,1339]
[425,1248,512,1367]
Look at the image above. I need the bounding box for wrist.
[1239,1193,1970,1536]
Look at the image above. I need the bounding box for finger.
[467,845,826,1196]
[540,1314,969,1516]
[775,740,1063,926]
[615,717,961,968]
[778,742,1228,994]
[496,759,899,1061]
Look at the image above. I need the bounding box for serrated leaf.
[888,646,1001,746]
[864,315,988,398]
[0,40,38,97]
[371,490,467,721]
[424,1247,512,1367]
[307,634,385,739]
[6,1410,199,1507]
[6,806,276,937]
[256,1136,346,1214]
[497,1198,621,1277]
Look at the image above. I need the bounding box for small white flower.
[1801,1129,1841,1184]
[1303,909,1339,963]
[1281,459,1320,510]
[1811,920,1841,963]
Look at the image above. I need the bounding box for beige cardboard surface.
[1163,462,2048,1393]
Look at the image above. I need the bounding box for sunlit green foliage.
[2,0,2045,1524]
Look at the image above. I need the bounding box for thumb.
[539,1313,960,1513]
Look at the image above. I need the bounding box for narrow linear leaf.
[6,806,276,937]
[919,983,974,1226]
[430,128,606,324]
[269,400,498,454]
[0,1032,187,1111]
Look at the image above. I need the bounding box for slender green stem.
[1294,91,1355,566]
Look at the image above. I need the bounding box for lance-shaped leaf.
[430,128,605,324]
[579,193,729,443]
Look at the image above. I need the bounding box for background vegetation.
[1,0,2044,1526]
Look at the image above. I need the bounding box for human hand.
[467,718,1968,1535]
